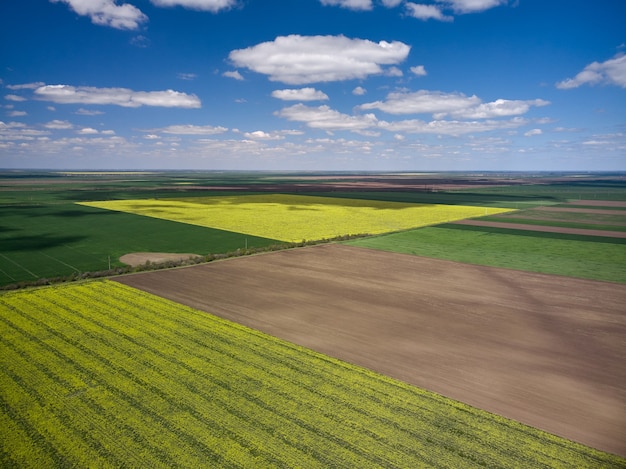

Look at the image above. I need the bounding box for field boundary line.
[0,253,38,278]
[0,266,16,281]
[40,253,81,273]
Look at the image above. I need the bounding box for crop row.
[79,194,515,243]
[1,280,623,467]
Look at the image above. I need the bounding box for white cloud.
[379,116,527,135]
[438,0,507,14]
[242,130,285,140]
[150,0,237,12]
[556,53,626,89]
[178,73,198,81]
[34,84,201,108]
[277,104,379,132]
[271,88,329,101]
[359,90,549,119]
[44,120,74,129]
[385,66,403,77]
[524,128,542,137]
[75,108,104,115]
[229,35,410,85]
[5,95,27,102]
[360,90,481,115]
[320,0,373,10]
[353,86,367,95]
[78,127,99,134]
[153,124,228,135]
[8,111,27,117]
[130,35,150,48]
[449,98,550,119]
[50,0,148,30]
[405,3,453,21]
[381,0,403,6]
[6,82,45,90]
[410,65,427,76]
[223,70,244,80]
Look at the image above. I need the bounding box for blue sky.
[1,0,625,171]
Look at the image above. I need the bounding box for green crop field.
[346,224,626,283]
[2,171,626,288]
[0,203,279,288]
[1,280,623,468]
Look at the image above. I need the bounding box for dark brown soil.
[452,219,626,237]
[115,244,626,456]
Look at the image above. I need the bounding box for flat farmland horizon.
[115,243,626,457]
[80,194,515,243]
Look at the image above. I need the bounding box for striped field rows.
[1,280,623,468]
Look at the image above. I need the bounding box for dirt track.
[115,244,626,456]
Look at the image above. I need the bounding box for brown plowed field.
[535,206,626,215]
[115,244,626,456]
[453,219,626,238]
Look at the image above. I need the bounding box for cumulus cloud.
[150,0,237,12]
[379,116,527,135]
[229,35,410,85]
[277,104,379,132]
[242,130,285,140]
[320,0,372,10]
[34,84,201,108]
[405,3,453,21]
[78,127,99,134]
[6,82,45,90]
[75,108,104,115]
[276,102,529,137]
[410,65,427,76]
[44,120,74,129]
[524,128,542,137]
[439,0,507,14]
[449,98,550,119]
[271,88,329,101]
[5,95,27,102]
[381,0,403,6]
[360,90,481,115]
[556,53,626,89]
[153,124,228,135]
[359,90,549,118]
[50,0,148,30]
[353,86,367,95]
[223,70,244,80]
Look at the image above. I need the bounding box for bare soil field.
[452,219,626,238]
[570,200,626,208]
[535,206,626,216]
[115,244,626,456]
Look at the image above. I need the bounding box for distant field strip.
[346,225,626,283]
[79,194,514,242]
[1,280,623,468]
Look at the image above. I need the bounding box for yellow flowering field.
[79,194,514,242]
[1,280,623,467]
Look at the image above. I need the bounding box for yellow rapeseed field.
[79,194,514,242]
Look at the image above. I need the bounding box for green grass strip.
[346,225,626,283]
[1,281,624,468]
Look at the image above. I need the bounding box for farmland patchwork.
[79,194,515,242]
[1,280,623,467]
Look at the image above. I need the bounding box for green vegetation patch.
[0,203,278,287]
[1,280,623,468]
[346,225,626,283]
